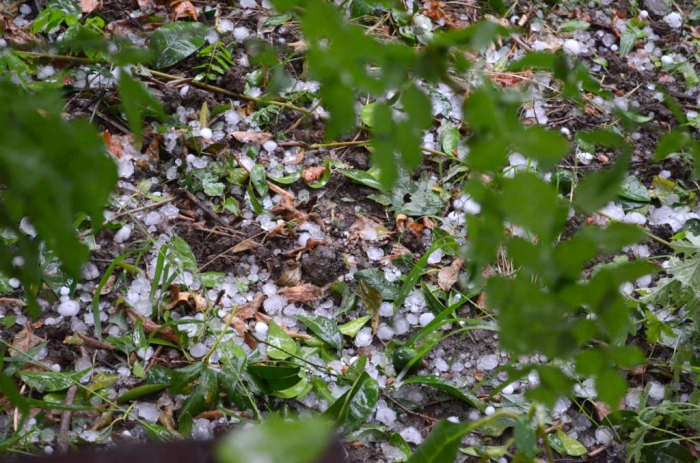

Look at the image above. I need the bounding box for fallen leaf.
[438,258,463,292]
[169,0,197,20]
[126,307,179,344]
[2,21,41,48]
[270,195,307,222]
[282,150,305,165]
[105,19,144,38]
[233,293,264,320]
[302,166,326,183]
[165,285,207,312]
[276,264,302,287]
[11,325,44,357]
[255,313,311,340]
[230,131,273,144]
[81,0,100,14]
[230,237,262,253]
[277,284,323,303]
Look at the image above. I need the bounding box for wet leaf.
[360,103,377,127]
[322,371,378,434]
[548,430,587,456]
[338,315,370,337]
[149,22,207,69]
[403,375,485,411]
[336,168,383,190]
[250,164,269,197]
[354,268,401,300]
[357,280,382,334]
[19,368,91,393]
[296,314,343,351]
[619,175,650,202]
[513,414,537,461]
[215,418,336,463]
[179,367,219,418]
[117,383,169,403]
[267,319,297,360]
[440,122,460,154]
[247,362,302,392]
[558,20,590,31]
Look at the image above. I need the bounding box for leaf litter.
[1,0,700,461]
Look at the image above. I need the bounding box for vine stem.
[148,69,313,115]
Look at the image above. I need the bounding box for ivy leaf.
[267,319,296,360]
[296,314,344,351]
[149,22,208,69]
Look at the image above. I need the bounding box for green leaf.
[263,13,293,27]
[619,175,651,202]
[267,319,297,360]
[640,442,695,463]
[118,73,165,145]
[548,430,587,457]
[619,25,637,58]
[336,168,383,190]
[558,20,590,31]
[18,368,91,393]
[514,414,537,462]
[322,371,378,434]
[215,418,336,463]
[268,170,302,185]
[149,22,208,69]
[339,316,370,337]
[439,122,460,154]
[296,314,344,351]
[0,80,117,316]
[574,151,630,214]
[406,419,474,463]
[250,164,269,197]
[247,362,301,392]
[403,375,485,411]
[360,103,377,127]
[501,172,564,243]
[180,367,219,418]
[117,383,169,403]
[354,268,401,300]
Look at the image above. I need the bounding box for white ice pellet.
[114,225,132,243]
[37,65,56,80]
[354,327,373,347]
[81,262,100,281]
[393,317,410,335]
[600,202,625,221]
[399,426,423,445]
[427,249,443,264]
[663,12,682,29]
[57,300,80,317]
[136,402,160,422]
[189,342,208,358]
[476,354,499,371]
[366,247,385,261]
[376,324,394,340]
[639,10,648,19]
[661,55,674,65]
[60,286,70,296]
[144,211,163,226]
[254,322,269,335]
[263,140,277,152]
[199,127,213,140]
[8,278,21,289]
[501,384,514,395]
[623,212,647,225]
[263,295,287,314]
[647,381,665,400]
[563,39,580,55]
[379,302,394,317]
[484,406,496,416]
[233,27,250,42]
[19,217,36,237]
[375,405,397,427]
[418,313,435,327]
[117,158,134,178]
[595,427,614,445]
[240,0,257,7]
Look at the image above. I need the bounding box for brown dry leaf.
[276,264,302,287]
[165,287,207,312]
[287,40,308,52]
[301,166,326,183]
[230,131,273,144]
[99,275,116,295]
[270,195,307,222]
[169,0,197,20]
[438,258,463,292]
[11,325,44,358]
[282,150,305,165]
[2,21,41,48]
[105,18,144,38]
[348,216,383,243]
[408,220,424,236]
[591,401,620,421]
[230,237,262,254]
[81,0,100,13]
[234,293,264,320]
[126,307,179,344]
[278,284,323,303]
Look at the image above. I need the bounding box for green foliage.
[149,22,208,69]
[194,41,235,82]
[0,79,117,316]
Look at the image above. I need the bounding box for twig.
[57,385,78,455]
[78,197,176,238]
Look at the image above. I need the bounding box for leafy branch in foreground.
[0,79,117,316]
